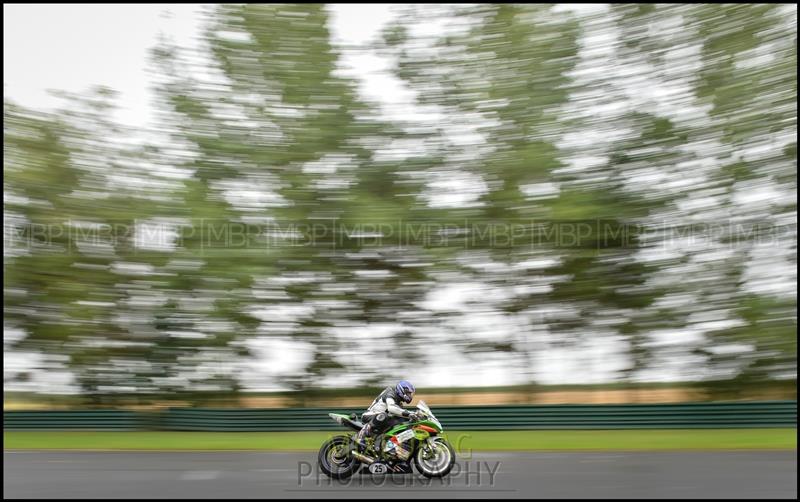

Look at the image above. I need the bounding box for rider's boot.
[355,423,371,452]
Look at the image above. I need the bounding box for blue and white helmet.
[395,380,415,404]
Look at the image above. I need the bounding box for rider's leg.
[355,421,372,450]
[361,413,387,453]
[355,412,376,451]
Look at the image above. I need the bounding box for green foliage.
[3,3,795,403]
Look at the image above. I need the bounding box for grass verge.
[4,429,796,451]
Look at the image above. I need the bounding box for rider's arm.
[385,397,413,418]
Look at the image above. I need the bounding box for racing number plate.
[369,463,388,474]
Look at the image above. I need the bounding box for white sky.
[3,4,204,126]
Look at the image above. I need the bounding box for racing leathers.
[355,386,416,454]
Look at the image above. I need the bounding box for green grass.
[446,429,797,451]
[4,429,796,451]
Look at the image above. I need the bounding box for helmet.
[395,380,415,404]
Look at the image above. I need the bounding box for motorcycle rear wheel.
[317,435,361,479]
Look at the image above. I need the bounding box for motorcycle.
[317,400,456,479]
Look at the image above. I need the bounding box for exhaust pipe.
[351,450,377,464]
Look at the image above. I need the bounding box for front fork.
[420,436,440,460]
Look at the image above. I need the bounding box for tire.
[317,435,361,480]
[413,437,456,478]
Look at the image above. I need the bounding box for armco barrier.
[3,410,153,431]
[4,401,796,431]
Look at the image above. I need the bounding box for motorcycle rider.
[355,380,419,454]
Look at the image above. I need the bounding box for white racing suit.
[355,386,414,453]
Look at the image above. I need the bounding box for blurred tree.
[4,91,185,404]
[150,4,440,393]
[4,3,795,403]
[684,3,797,387]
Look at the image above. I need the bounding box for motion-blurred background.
[4,3,796,410]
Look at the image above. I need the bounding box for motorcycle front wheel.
[413,437,456,478]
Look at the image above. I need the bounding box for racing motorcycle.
[317,400,456,479]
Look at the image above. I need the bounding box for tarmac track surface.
[3,450,796,499]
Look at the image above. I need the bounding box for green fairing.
[385,424,408,436]
[419,420,443,432]
[385,419,441,437]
